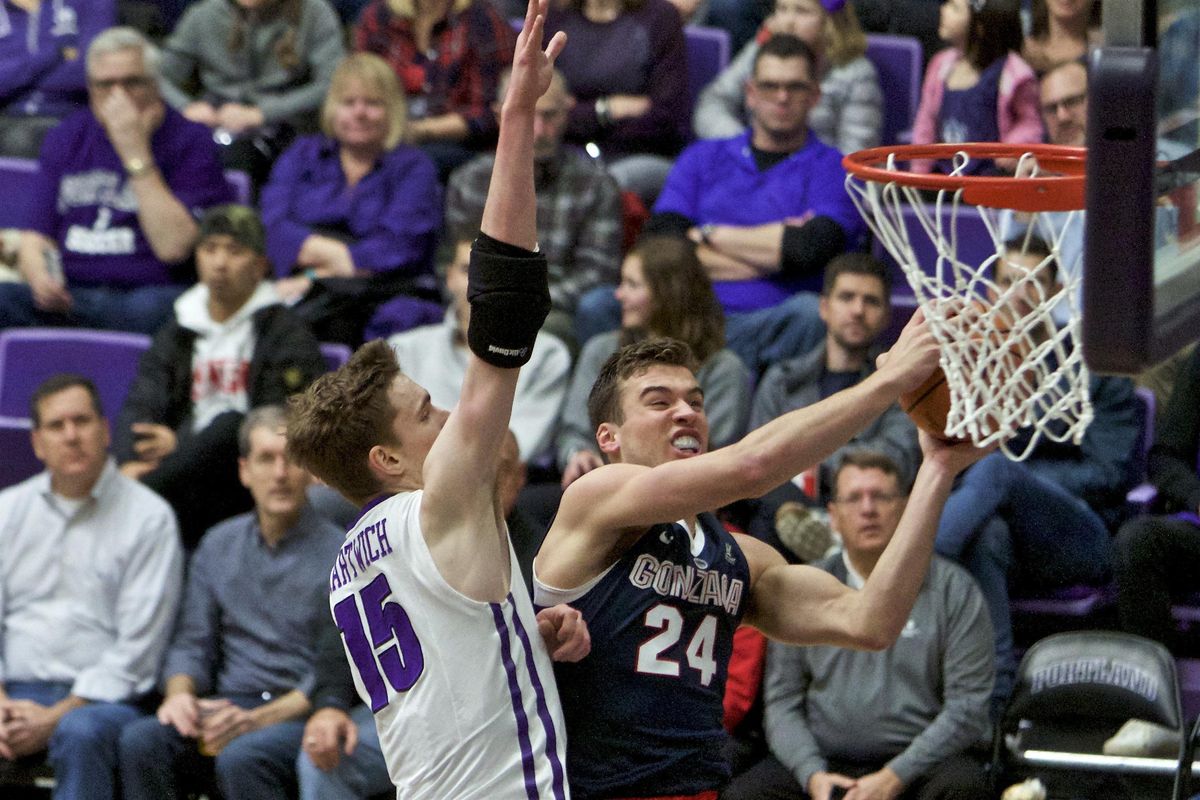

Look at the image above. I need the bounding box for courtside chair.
[0,327,151,420]
[863,33,923,146]
[991,630,1196,799]
[684,25,731,121]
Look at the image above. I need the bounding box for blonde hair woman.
[260,53,443,345]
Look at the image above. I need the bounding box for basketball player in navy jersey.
[534,332,992,800]
[286,5,589,797]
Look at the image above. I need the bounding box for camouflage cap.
[198,204,266,254]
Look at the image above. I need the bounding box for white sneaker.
[1001,778,1047,800]
[1101,719,1179,757]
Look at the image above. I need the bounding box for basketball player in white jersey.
[286,4,584,797]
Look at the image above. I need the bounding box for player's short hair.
[831,449,904,495]
[821,251,892,298]
[753,33,819,80]
[30,374,104,427]
[587,338,698,432]
[238,404,289,457]
[999,233,1058,283]
[287,340,401,501]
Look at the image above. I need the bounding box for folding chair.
[992,630,1196,799]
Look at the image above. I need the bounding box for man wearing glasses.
[724,450,994,800]
[1,26,233,335]
[644,33,865,376]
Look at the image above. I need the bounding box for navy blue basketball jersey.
[537,513,751,799]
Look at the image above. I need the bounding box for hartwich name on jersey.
[628,554,744,615]
[329,520,394,592]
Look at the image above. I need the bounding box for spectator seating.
[0,327,151,420]
[991,630,1195,799]
[0,156,38,229]
[684,25,732,121]
[863,33,923,147]
[320,341,352,371]
[0,415,40,489]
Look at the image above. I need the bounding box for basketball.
[899,367,961,441]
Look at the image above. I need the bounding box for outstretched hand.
[505,0,567,113]
[917,429,995,478]
[875,308,940,394]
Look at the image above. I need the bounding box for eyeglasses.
[831,491,903,506]
[89,75,154,92]
[1039,92,1086,117]
[753,79,814,96]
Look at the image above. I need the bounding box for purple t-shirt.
[0,0,115,116]
[23,105,234,288]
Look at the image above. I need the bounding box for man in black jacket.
[115,204,325,547]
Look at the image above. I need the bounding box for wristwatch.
[699,223,717,245]
[124,157,153,178]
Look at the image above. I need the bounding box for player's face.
[601,364,708,468]
[938,0,971,48]
[615,254,652,330]
[196,234,265,312]
[746,55,817,145]
[819,273,889,353]
[1039,63,1088,147]
[827,466,905,559]
[767,0,825,45]
[239,425,311,520]
[385,374,449,480]
[332,78,390,152]
[31,386,110,489]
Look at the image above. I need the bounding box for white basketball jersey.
[327,490,569,799]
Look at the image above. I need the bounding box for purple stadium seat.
[863,33,923,147]
[684,25,731,118]
[224,169,252,205]
[1010,582,1117,618]
[1177,657,1200,722]
[0,156,38,228]
[0,327,151,420]
[319,342,352,372]
[0,415,40,489]
[871,203,995,295]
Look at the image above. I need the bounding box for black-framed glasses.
[753,79,814,96]
[1039,92,1086,117]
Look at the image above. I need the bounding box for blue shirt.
[162,506,344,698]
[0,0,114,116]
[260,134,442,279]
[654,130,865,312]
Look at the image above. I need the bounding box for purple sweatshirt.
[0,0,115,116]
[23,105,234,287]
[260,134,442,279]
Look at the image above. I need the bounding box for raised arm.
[743,432,990,651]
[420,0,565,540]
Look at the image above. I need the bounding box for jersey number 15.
[333,573,425,712]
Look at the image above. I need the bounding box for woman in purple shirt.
[260,52,442,346]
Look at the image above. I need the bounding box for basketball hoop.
[843,142,1092,461]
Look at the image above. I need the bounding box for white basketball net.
[845,151,1093,461]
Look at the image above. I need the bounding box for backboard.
[1084,0,1200,373]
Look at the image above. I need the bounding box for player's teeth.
[673,436,699,450]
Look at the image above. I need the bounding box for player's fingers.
[544,31,568,65]
[343,721,359,755]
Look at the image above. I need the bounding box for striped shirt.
[330,490,569,799]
